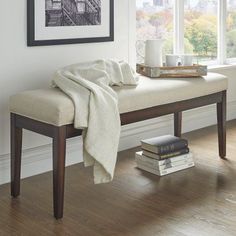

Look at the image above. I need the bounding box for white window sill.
[208,64,236,71]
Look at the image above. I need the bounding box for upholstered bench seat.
[10,73,227,126]
[9,72,228,219]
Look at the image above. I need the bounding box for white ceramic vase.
[137,39,164,67]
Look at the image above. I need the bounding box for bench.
[9,72,228,219]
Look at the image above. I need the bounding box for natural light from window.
[136,0,174,63]
[184,0,218,64]
[136,0,236,66]
[227,0,236,59]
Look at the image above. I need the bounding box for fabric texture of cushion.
[9,73,228,126]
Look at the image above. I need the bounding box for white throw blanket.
[52,60,139,184]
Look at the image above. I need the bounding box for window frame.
[174,0,236,65]
[225,0,236,63]
[136,0,236,66]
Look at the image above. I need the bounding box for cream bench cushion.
[10,73,228,126]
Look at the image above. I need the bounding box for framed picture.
[27,0,114,46]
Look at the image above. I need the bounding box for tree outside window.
[184,0,218,64]
[136,0,174,63]
[227,0,236,58]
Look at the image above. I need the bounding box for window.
[136,0,174,63]
[227,0,236,59]
[184,0,218,64]
[136,0,236,65]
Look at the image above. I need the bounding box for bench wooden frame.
[10,90,227,219]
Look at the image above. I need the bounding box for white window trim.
[175,0,236,65]
[226,58,236,64]
[175,0,224,64]
[224,1,236,64]
[174,0,184,55]
[128,0,137,67]
[218,0,227,64]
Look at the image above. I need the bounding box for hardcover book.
[141,135,188,154]
[136,157,193,171]
[135,151,193,167]
[142,148,189,160]
[136,161,195,176]
[136,153,193,171]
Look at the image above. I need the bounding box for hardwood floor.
[1,120,236,236]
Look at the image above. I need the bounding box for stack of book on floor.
[136,135,194,176]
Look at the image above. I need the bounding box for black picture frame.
[27,0,114,46]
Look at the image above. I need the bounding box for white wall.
[0,0,131,183]
[0,0,236,185]
[0,0,130,153]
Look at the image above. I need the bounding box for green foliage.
[162,38,173,56]
[227,11,236,31]
[185,15,217,57]
[184,38,194,54]
[227,29,236,58]
[136,5,220,61]
[162,38,193,56]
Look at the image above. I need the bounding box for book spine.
[136,158,193,171]
[135,152,193,167]
[159,162,194,175]
[136,155,193,171]
[158,152,192,164]
[137,161,194,176]
[137,163,161,175]
[143,148,189,160]
[159,148,189,159]
[158,140,188,154]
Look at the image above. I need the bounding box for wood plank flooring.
[1,120,236,236]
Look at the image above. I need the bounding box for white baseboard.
[1,100,236,185]
[0,137,84,185]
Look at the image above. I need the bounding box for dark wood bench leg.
[217,91,226,159]
[53,126,66,219]
[11,113,23,198]
[174,112,182,137]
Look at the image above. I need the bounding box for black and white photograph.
[27,0,114,46]
[45,0,101,27]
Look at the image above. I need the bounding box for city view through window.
[136,0,236,64]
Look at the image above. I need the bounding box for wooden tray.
[136,64,207,78]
